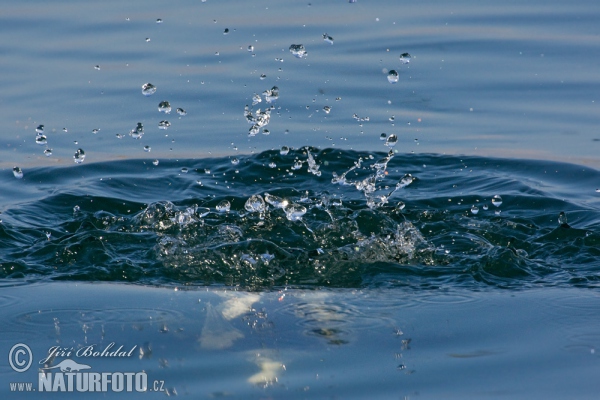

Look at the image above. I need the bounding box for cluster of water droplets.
[245,87,280,136]
[387,52,412,84]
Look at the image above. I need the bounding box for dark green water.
[2,148,599,290]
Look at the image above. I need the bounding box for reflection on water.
[1,283,599,398]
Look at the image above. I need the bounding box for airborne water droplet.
[158,101,172,114]
[470,205,479,215]
[231,157,239,165]
[13,166,23,179]
[130,123,144,139]
[35,134,47,145]
[176,108,187,116]
[322,33,334,44]
[144,145,151,152]
[558,211,569,227]
[216,200,231,213]
[323,105,331,114]
[152,159,159,166]
[385,134,398,147]
[399,52,412,64]
[142,83,157,96]
[280,146,290,155]
[36,125,44,134]
[73,148,85,164]
[44,148,52,157]
[289,44,307,58]
[491,195,503,207]
[387,70,399,84]
[158,120,171,130]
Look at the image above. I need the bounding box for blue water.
[1,0,600,398]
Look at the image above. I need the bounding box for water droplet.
[470,205,479,215]
[483,204,489,210]
[323,105,331,114]
[156,18,163,24]
[36,125,44,134]
[397,174,415,188]
[92,128,100,134]
[142,83,157,96]
[262,129,270,135]
[395,201,405,211]
[35,134,47,145]
[284,203,307,221]
[130,122,144,139]
[289,44,307,58]
[158,101,172,114]
[264,193,287,209]
[62,128,68,133]
[260,74,267,80]
[269,162,277,168]
[144,145,151,152]
[380,133,387,140]
[44,148,52,156]
[491,195,503,207]
[252,93,262,105]
[216,200,231,213]
[176,108,187,116]
[180,167,188,174]
[231,157,239,165]
[223,28,229,34]
[387,70,399,84]
[280,146,290,155]
[291,161,303,170]
[73,205,80,213]
[245,195,266,214]
[558,211,569,227]
[13,166,23,179]
[322,33,334,44]
[73,148,85,164]
[94,65,101,70]
[158,120,171,130]
[263,86,279,103]
[385,134,398,147]
[399,52,412,64]
[204,168,211,174]
[145,37,151,42]
[152,160,159,166]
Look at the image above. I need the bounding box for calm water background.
[1,0,600,398]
